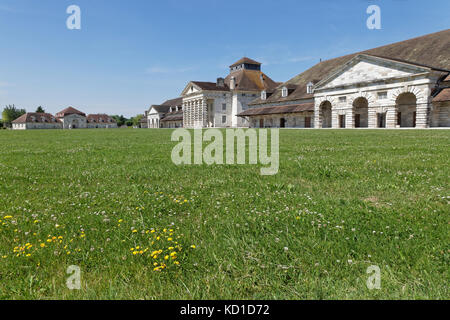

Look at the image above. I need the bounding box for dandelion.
[190,245,196,249]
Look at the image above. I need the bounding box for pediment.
[181,82,202,96]
[316,54,431,90]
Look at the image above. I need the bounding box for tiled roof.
[230,57,261,68]
[151,105,172,113]
[56,107,86,117]
[225,69,278,92]
[12,113,61,124]
[433,88,450,102]
[162,97,183,107]
[86,114,116,123]
[238,103,314,117]
[250,29,450,106]
[161,110,183,122]
[192,81,230,91]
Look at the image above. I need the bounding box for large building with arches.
[240,29,450,128]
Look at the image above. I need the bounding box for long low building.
[148,29,450,129]
[242,29,450,128]
[12,107,117,130]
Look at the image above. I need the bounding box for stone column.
[368,107,377,128]
[202,98,207,128]
[386,105,397,128]
[345,107,354,128]
[314,103,321,128]
[331,108,339,128]
[416,101,430,128]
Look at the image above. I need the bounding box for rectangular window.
[222,115,227,123]
[222,103,226,111]
[305,117,311,128]
[242,93,246,96]
[378,92,388,100]
[339,115,346,128]
[339,96,347,103]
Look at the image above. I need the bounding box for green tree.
[132,114,143,127]
[111,115,128,127]
[2,105,26,128]
[36,106,45,113]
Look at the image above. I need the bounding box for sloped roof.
[225,69,279,92]
[86,114,116,123]
[191,81,230,91]
[230,57,261,68]
[12,112,61,124]
[151,105,172,113]
[238,103,314,117]
[56,107,86,117]
[162,97,183,107]
[433,88,450,102]
[161,110,183,122]
[250,29,450,105]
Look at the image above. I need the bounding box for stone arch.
[352,97,369,128]
[319,100,332,128]
[390,86,424,105]
[348,91,375,106]
[395,92,417,127]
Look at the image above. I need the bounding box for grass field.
[0,129,448,299]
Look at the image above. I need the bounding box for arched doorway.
[353,97,369,128]
[396,93,417,127]
[320,101,332,128]
[71,119,79,129]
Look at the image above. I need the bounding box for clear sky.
[0,0,449,117]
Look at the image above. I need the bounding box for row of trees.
[111,114,144,127]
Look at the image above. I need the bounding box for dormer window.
[281,87,288,98]
[261,90,267,100]
[307,82,314,94]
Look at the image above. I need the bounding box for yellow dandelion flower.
[132,230,138,233]
[190,245,196,249]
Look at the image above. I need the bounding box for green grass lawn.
[0,128,448,299]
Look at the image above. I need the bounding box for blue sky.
[0,0,449,117]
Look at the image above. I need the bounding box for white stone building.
[12,107,117,130]
[55,107,87,129]
[180,57,279,128]
[240,29,450,128]
[147,98,183,128]
[86,114,118,128]
[12,113,62,130]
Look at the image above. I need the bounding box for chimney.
[230,76,236,90]
[217,77,225,87]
